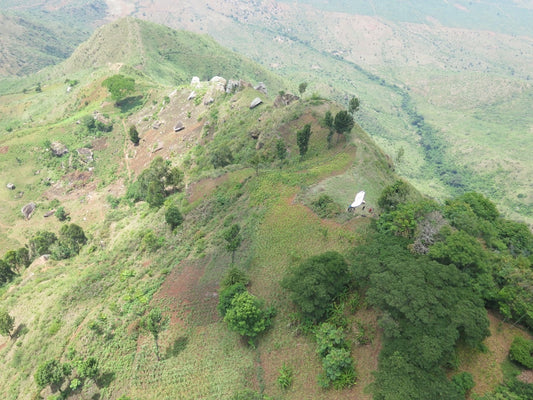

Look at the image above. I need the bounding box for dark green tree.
[348,96,360,115]
[296,123,312,156]
[0,309,15,338]
[224,224,242,264]
[509,336,533,369]
[324,110,335,148]
[102,74,135,102]
[276,139,287,164]
[333,110,354,142]
[298,82,308,96]
[140,308,169,361]
[34,359,72,393]
[165,205,183,230]
[76,356,99,381]
[129,125,140,145]
[55,206,68,222]
[377,180,412,212]
[0,259,15,284]
[281,251,351,323]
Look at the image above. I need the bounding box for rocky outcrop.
[254,82,267,94]
[191,76,200,86]
[226,79,241,94]
[50,142,68,157]
[274,93,300,107]
[250,97,263,109]
[210,76,227,92]
[77,148,94,163]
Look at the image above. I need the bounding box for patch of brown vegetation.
[153,258,218,327]
[0,146,8,154]
[91,137,108,151]
[187,173,230,203]
[517,370,533,384]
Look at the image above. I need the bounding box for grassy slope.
[132,0,533,225]
[0,18,531,400]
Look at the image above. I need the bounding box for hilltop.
[0,17,532,400]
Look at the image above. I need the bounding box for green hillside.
[1,18,532,400]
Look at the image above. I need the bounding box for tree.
[165,205,183,230]
[224,291,270,340]
[29,230,58,259]
[298,82,308,96]
[224,224,242,263]
[296,123,312,156]
[377,180,412,212]
[509,336,533,369]
[333,110,354,142]
[34,359,72,392]
[55,206,68,222]
[129,125,140,145]
[281,251,351,323]
[102,74,135,102]
[217,282,247,317]
[276,139,287,166]
[0,259,15,284]
[348,96,360,115]
[0,310,15,338]
[210,145,234,168]
[140,308,168,361]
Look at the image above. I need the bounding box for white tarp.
[349,191,365,209]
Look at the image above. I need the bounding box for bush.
[277,363,293,390]
[509,336,533,369]
[217,283,247,317]
[452,372,475,395]
[165,205,183,229]
[311,194,340,218]
[220,267,249,289]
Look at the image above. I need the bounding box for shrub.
[311,194,340,218]
[452,372,475,395]
[277,363,293,390]
[165,205,183,229]
[217,283,247,317]
[220,267,249,289]
[509,336,533,369]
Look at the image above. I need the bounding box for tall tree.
[298,82,308,96]
[296,123,312,156]
[0,310,15,338]
[224,224,242,264]
[348,96,360,115]
[224,291,270,341]
[129,125,140,145]
[102,74,135,102]
[140,308,168,361]
[333,111,354,142]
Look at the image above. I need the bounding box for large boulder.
[21,202,36,220]
[188,91,197,101]
[174,121,185,132]
[191,76,201,86]
[250,97,263,109]
[210,76,227,92]
[50,142,68,157]
[6,183,15,190]
[226,79,241,94]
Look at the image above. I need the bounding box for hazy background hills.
[1,0,531,225]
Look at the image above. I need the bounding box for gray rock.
[191,76,200,86]
[188,91,197,101]
[254,82,267,94]
[250,97,263,109]
[203,97,215,105]
[274,93,300,107]
[174,121,185,132]
[21,202,36,220]
[226,79,241,94]
[77,148,94,163]
[210,76,227,92]
[6,183,15,190]
[50,142,68,157]
[152,121,162,129]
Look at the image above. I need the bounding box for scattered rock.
[21,202,36,220]
[77,148,94,163]
[152,143,164,153]
[254,82,268,94]
[44,210,56,218]
[191,76,200,86]
[226,79,241,94]
[174,121,185,132]
[152,121,162,129]
[188,91,197,101]
[50,142,68,157]
[203,97,214,105]
[250,97,263,109]
[274,93,300,107]
[6,183,15,190]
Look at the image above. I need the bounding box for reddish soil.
[0,146,8,154]
[187,173,230,203]
[91,137,108,151]
[152,258,219,327]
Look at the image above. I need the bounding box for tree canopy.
[102,74,135,102]
[282,251,350,323]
